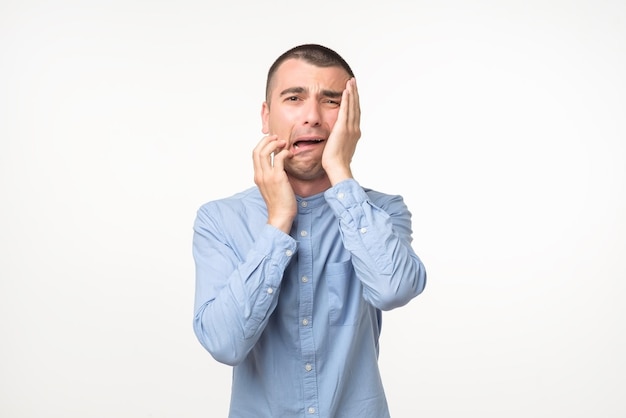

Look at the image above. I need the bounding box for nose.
[302,100,321,127]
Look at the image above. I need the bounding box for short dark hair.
[265,44,355,102]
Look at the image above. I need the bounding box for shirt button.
[300,230,308,237]
[302,318,309,326]
[360,227,367,234]
[300,201,308,207]
[308,407,316,414]
[337,192,345,199]
[267,288,274,294]
[301,276,308,283]
[305,363,312,372]
[285,249,293,257]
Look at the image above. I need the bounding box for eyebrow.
[279,86,343,98]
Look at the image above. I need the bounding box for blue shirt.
[193,179,426,418]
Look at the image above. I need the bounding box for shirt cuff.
[258,223,298,271]
[324,178,368,212]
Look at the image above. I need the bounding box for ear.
[261,102,270,134]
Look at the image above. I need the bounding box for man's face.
[262,58,351,181]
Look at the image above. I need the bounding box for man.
[193,43,427,418]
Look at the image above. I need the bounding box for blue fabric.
[193,179,426,418]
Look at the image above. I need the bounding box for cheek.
[270,109,297,130]
[325,109,340,128]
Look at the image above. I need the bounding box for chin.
[286,164,325,181]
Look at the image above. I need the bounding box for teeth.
[294,139,323,148]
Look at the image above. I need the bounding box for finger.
[253,135,278,174]
[255,135,288,172]
[252,135,269,171]
[271,148,292,171]
[336,86,350,131]
[346,78,360,128]
[253,135,275,160]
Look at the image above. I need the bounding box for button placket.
[296,201,318,415]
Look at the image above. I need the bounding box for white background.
[1,0,625,417]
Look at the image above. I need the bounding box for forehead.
[269,58,351,97]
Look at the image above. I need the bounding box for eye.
[286,96,300,101]
[324,99,341,106]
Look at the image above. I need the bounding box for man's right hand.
[252,135,297,234]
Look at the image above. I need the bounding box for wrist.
[326,167,353,186]
[268,215,294,235]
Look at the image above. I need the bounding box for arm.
[325,180,427,310]
[322,77,360,185]
[194,131,300,365]
[192,206,297,366]
[322,79,425,309]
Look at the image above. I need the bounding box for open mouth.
[293,139,324,149]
